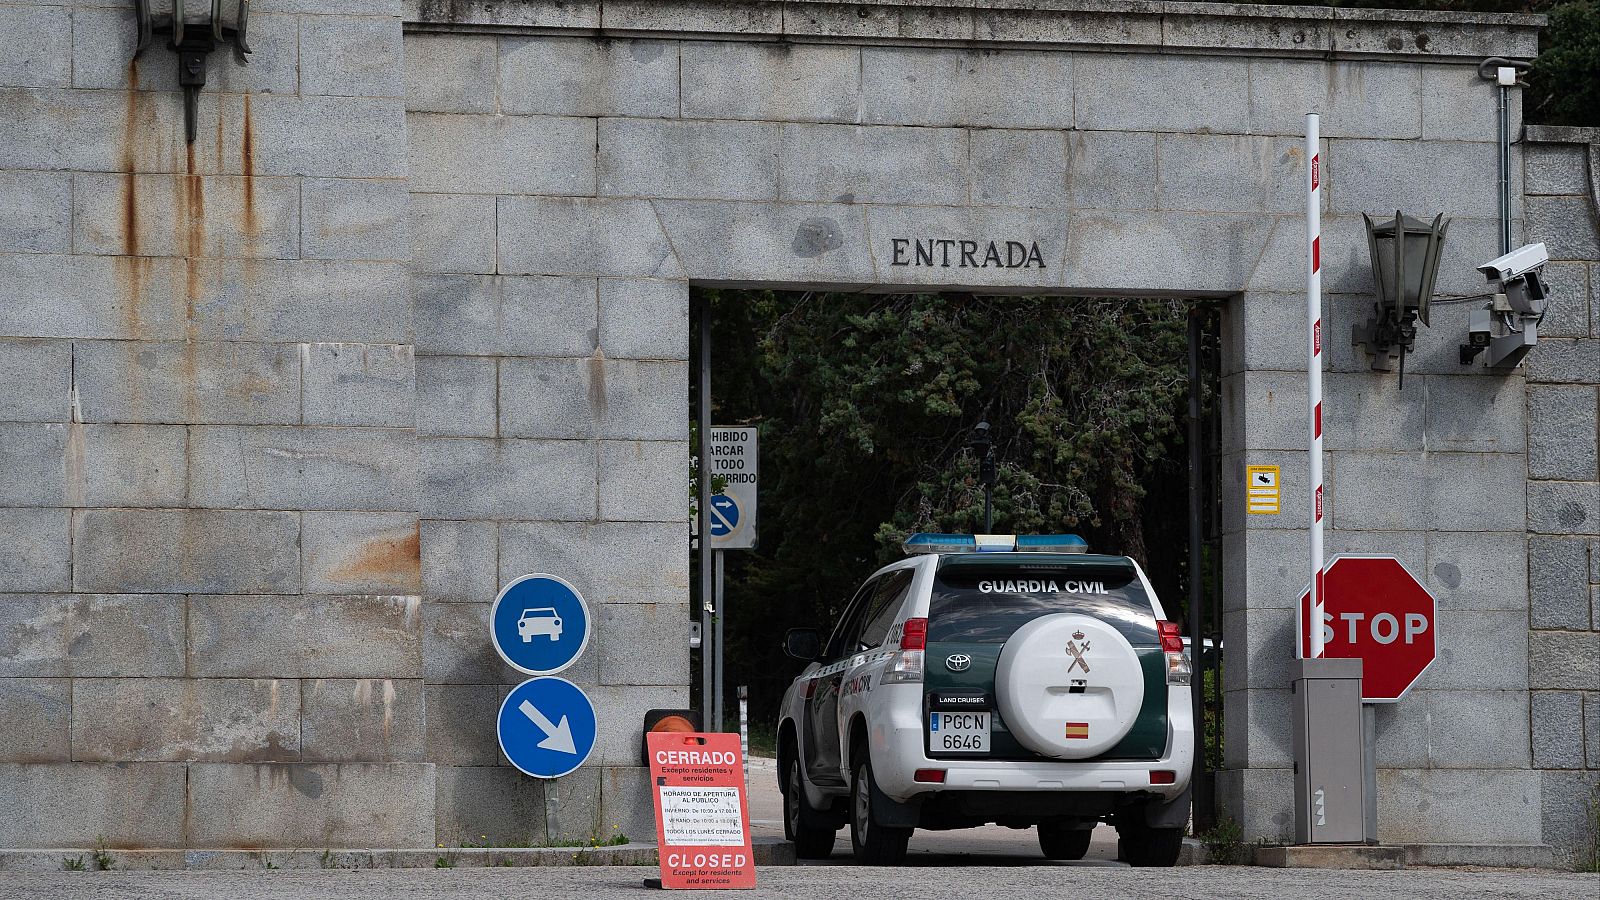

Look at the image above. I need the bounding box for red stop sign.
[1298,555,1437,702]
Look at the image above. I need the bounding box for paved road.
[743,754,1122,864]
[7,759,1591,897]
[2,867,1593,899]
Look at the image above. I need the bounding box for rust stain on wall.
[326,526,422,591]
[180,142,206,421]
[120,59,142,258]
[587,348,608,414]
[241,94,258,237]
[118,60,148,348]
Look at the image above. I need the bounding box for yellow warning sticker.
[1246,465,1281,515]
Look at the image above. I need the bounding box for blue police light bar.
[902,533,1090,555]
[902,533,976,554]
[1014,534,1089,554]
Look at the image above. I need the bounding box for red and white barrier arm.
[1306,113,1326,659]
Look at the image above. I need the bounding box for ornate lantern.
[133,0,252,143]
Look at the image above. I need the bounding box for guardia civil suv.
[775,533,1194,866]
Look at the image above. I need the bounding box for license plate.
[929,710,990,754]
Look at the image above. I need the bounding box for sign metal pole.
[698,300,713,719]
[714,550,725,732]
[1306,112,1326,660]
[738,685,750,795]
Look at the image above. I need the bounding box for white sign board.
[707,426,758,549]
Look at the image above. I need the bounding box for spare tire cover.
[996,613,1146,760]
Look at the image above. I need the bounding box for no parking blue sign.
[490,573,591,676]
[708,494,740,538]
[497,676,597,779]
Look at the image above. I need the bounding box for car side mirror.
[784,628,822,662]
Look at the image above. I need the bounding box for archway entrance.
[689,287,1226,858]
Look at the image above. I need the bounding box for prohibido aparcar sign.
[706,427,758,550]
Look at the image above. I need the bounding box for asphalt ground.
[5,759,1592,897]
[2,866,1594,899]
[741,753,1122,864]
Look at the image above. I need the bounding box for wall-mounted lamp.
[133,0,252,143]
[1353,211,1450,385]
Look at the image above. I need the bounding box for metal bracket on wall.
[132,0,252,143]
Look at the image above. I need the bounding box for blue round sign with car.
[491,573,591,676]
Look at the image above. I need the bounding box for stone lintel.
[405,0,1542,63]
[1524,125,1600,146]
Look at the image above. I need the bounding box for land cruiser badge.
[1065,630,1092,674]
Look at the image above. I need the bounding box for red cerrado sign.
[1298,555,1438,702]
[647,731,755,890]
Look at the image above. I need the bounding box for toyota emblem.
[945,654,972,672]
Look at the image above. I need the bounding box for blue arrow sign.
[709,494,740,538]
[497,677,597,779]
[491,574,591,676]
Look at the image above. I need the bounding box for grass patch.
[62,856,86,871]
[91,838,114,871]
[746,720,778,758]
[1197,817,1247,866]
[544,832,630,849]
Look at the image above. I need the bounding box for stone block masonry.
[3,0,1589,861]
[1522,124,1600,867]
[0,0,428,853]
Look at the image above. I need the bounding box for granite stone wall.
[6,0,1590,857]
[1523,125,1600,865]
[0,0,428,849]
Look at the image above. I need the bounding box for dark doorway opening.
[688,288,1225,819]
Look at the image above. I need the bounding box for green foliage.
[1198,817,1248,865]
[1530,1,1600,126]
[1202,662,1225,773]
[92,838,114,871]
[62,856,86,871]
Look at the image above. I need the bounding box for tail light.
[900,617,928,651]
[1150,770,1176,785]
[913,769,947,784]
[882,617,927,684]
[1158,621,1192,685]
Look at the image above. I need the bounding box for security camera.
[1465,309,1492,347]
[1477,242,1548,282]
[1465,243,1554,369]
[1460,308,1494,364]
[1479,243,1549,317]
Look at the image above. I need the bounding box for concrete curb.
[1242,842,1561,870]
[1,838,798,873]
[1254,845,1406,870]
[1398,844,1557,869]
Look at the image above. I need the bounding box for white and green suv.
[775,533,1194,866]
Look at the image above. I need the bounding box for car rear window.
[928,554,1159,646]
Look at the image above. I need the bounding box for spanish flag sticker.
[1065,722,1089,740]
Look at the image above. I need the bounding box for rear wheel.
[782,754,838,859]
[849,752,911,865]
[1115,817,1183,867]
[1037,822,1093,860]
